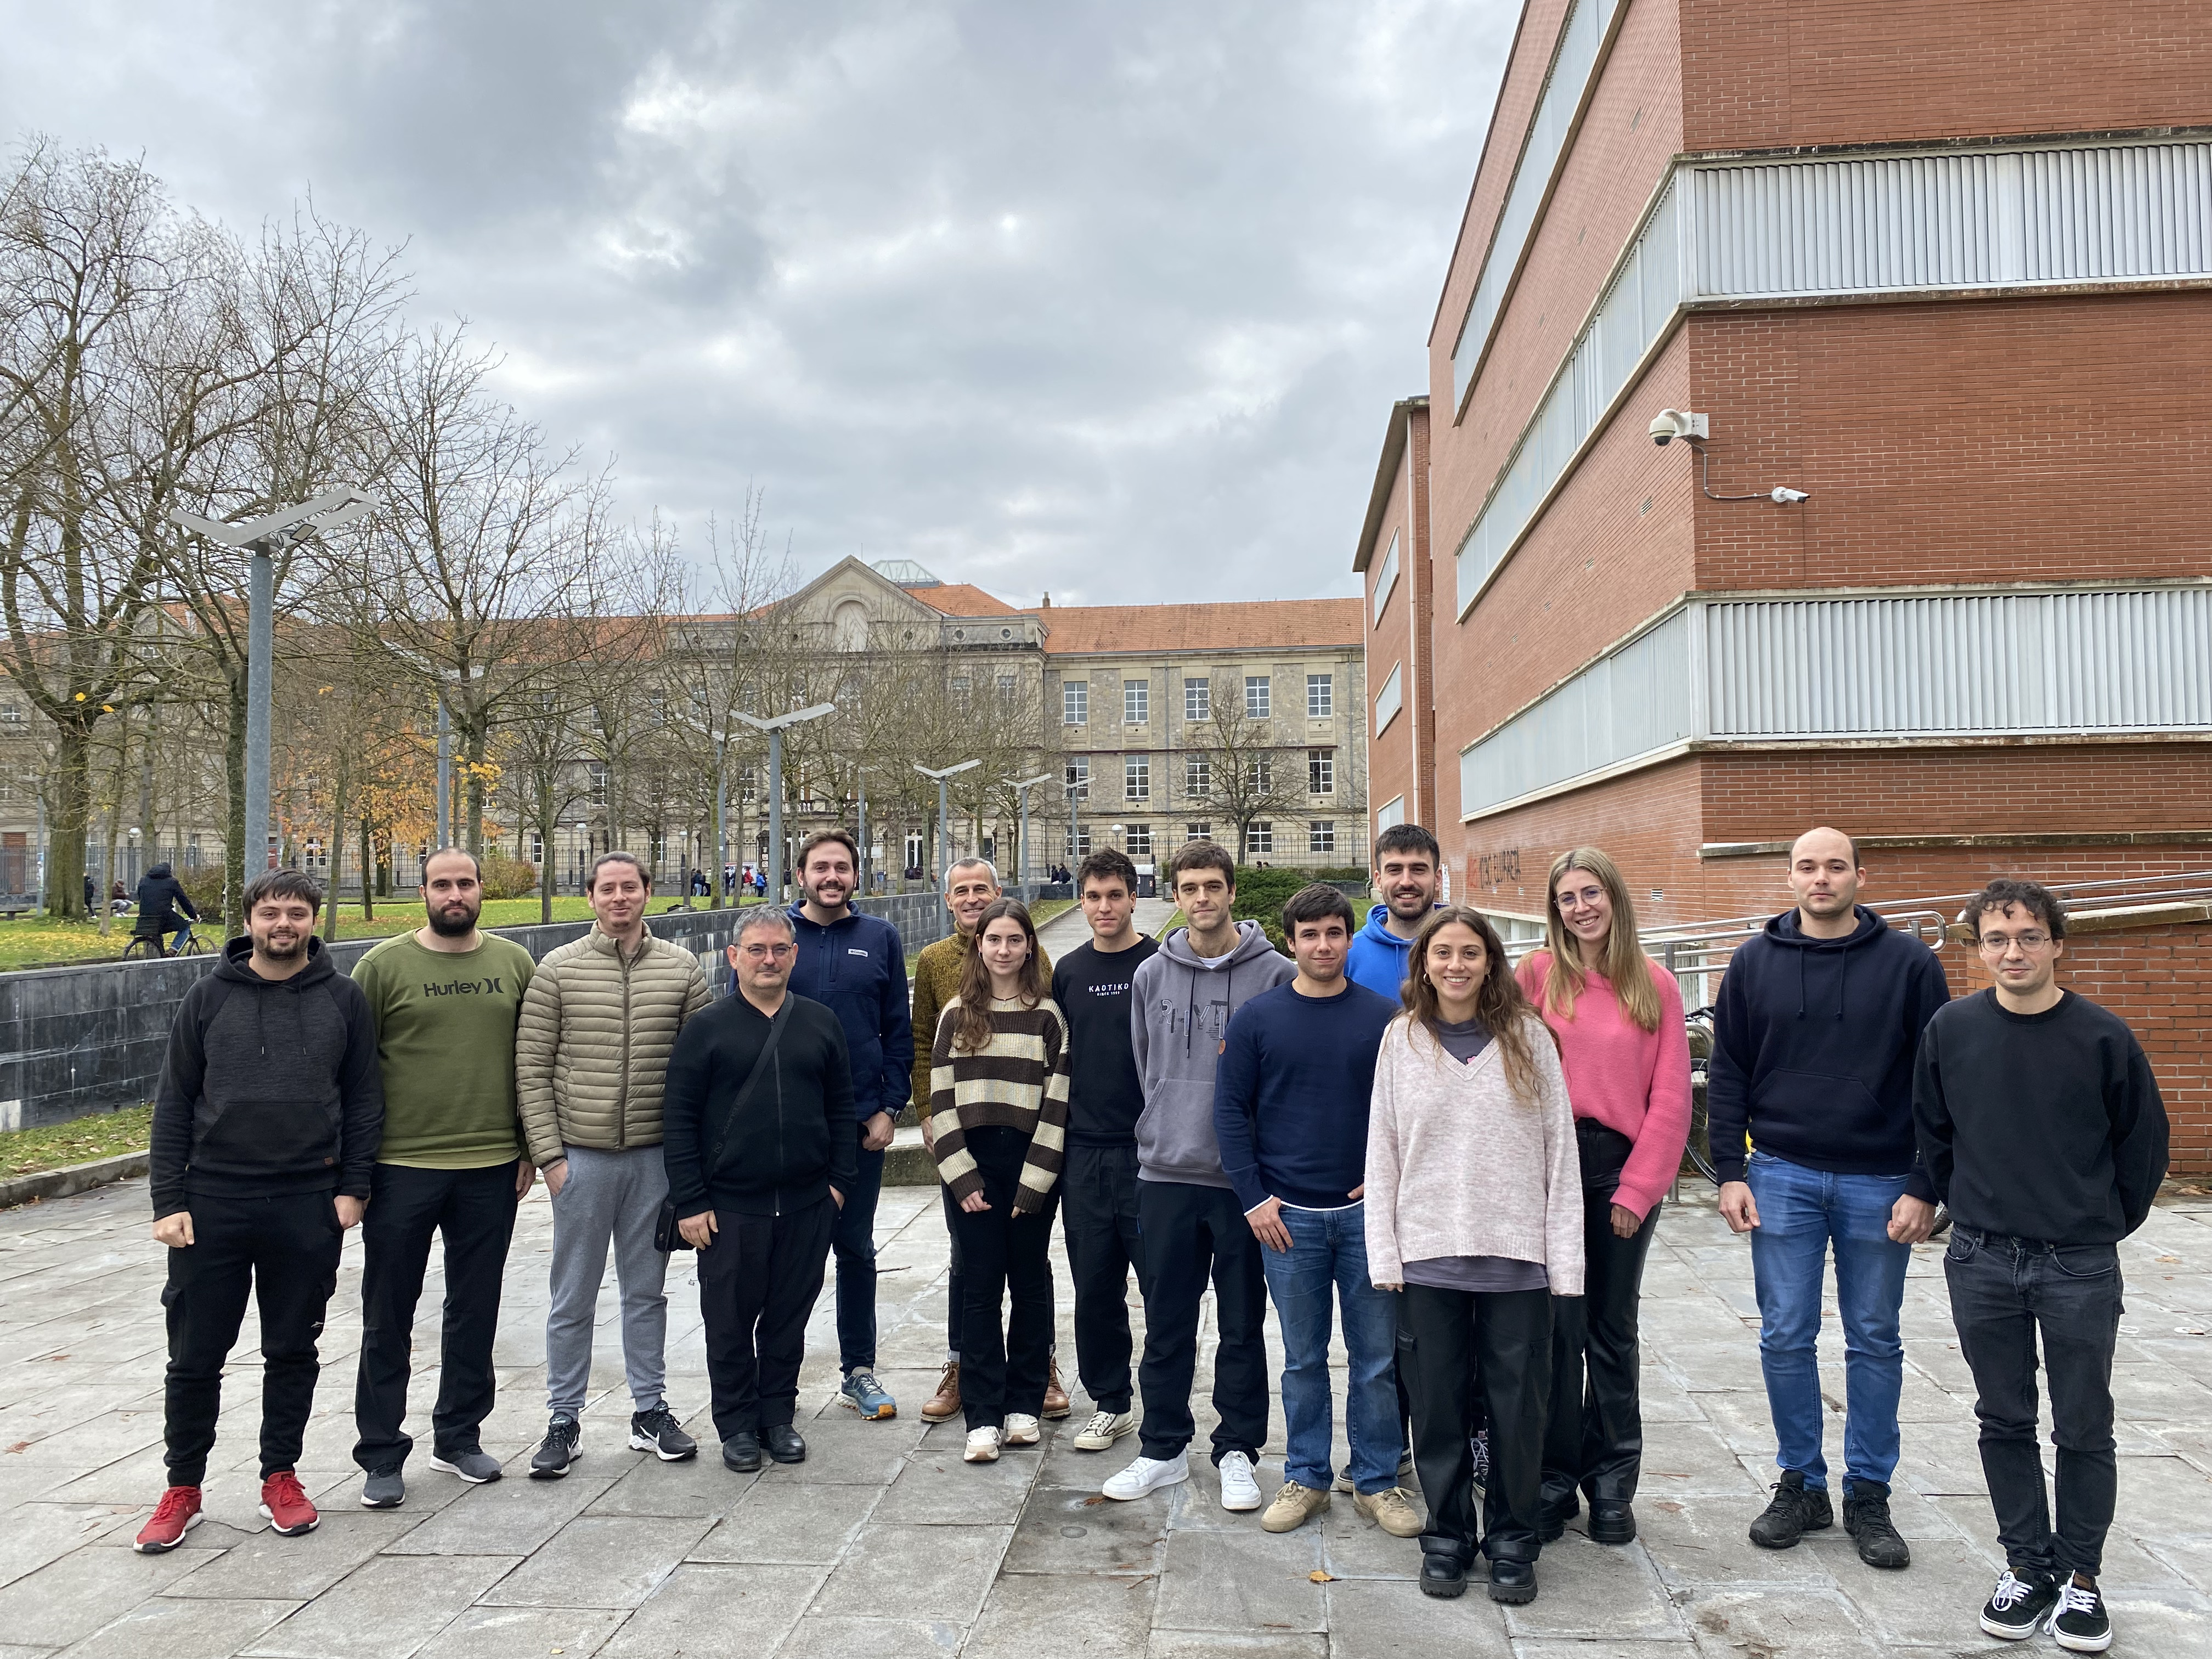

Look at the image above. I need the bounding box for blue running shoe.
[839,1369,896,1419]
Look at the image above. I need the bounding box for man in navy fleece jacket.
[1214,884,1410,1537]
[1708,827,1950,1572]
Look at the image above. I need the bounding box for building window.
[1124,680,1149,724]
[1184,755,1211,797]
[1244,675,1271,719]
[996,673,1017,704]
[1375,794,1405,833]
[1064,681,1088,724]
[186,834,201,869]
[1125,757,1150,801]
[1374,662,1403,734]
[1310,821,1336,855]
[589,761,610,804]
[950,675,972,712]
[1184,677,1210,721]
[531,832,544,866]
[1307,673,1333,718]
[905,831,924,871]
[1126,823,1153,857]
[1308,749,1334,794]
[1372,531,1399,625]
[1185,822,1212,842]
[1245,821,1274,857]
[1248,755,1272,792]
[1065,757,1090,800]
[739,765,758,803]
[1069,828,1093,859]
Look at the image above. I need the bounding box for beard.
[257,930,308,960]
[427,900,482,937]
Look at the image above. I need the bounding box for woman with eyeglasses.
[1515,848,1691,1550]
[1366,905,1581,1605]
[926,898,1071,1464]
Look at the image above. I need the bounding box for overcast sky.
[3,0,1512,607]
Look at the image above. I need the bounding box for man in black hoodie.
[1708,828,1949,1571]
[663,906,855,1474]
[133,860,200,953]
[135,870,383,1553]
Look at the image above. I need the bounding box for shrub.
[478,854,539,901]
[175,862,229,922]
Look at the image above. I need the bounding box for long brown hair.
[1539,847,1663,1032]
[1401,905,1550,1103]
[951,898,1048,1053]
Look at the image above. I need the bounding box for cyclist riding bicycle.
[133,861,200,955]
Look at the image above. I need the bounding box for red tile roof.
[1041,598,1362,657]
[909,584,1022,618]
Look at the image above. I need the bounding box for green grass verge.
[1,1105,153,1180]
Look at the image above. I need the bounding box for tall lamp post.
[913,759,981,885]
[171,489,374,912]
[675,714,733,908]
[735,702,836,904]
[1004,772,1053,890]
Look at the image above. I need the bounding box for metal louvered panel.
[1692,140,2212,300]
[1706,590,2212,737]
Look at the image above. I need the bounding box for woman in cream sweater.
[1365,905,1582,1606]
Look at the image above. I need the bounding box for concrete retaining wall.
[0,888,1058,1132]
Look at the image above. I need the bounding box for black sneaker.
[531,1412,581,1479]
[2046,1574,2112,1654]
[1747,1470,1833,1549]
[1841,1480,1910,1569]
[629,1404,698,1463]
[1980,1568,2059,1640]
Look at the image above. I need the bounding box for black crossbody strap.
[701,1000,789,1175]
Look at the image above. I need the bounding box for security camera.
[1649,409,1709,447]
[1770,487,1810,504]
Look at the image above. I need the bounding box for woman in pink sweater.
[1514,847,1691,1553]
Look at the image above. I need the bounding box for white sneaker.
[1218,1451,1262,1512]
[964,1427,1001,1463]
[1102,1451,1189,1500]
[1003,1413,1041,1446]
[1074,1409,1136,1452]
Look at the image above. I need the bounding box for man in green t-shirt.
[349,848,537,1508]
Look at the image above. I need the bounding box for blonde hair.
[1539,847,1664,1034]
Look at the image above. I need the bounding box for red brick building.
[1355,0,2212,1158]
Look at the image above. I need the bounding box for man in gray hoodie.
[1101,840,1295,1511]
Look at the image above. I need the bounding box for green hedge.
[1229,866,1370,953]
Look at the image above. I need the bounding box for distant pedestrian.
[136,870,382,1553]
[1916,879,2169,1654]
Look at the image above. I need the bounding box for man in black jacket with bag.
[664,906,856,1473]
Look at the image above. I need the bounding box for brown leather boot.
[1042,1357,1072,1420]
[921,1360,961,1423]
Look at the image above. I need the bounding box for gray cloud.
[2,0,1513,603]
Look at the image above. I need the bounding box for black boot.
[1487,1558,1538,1605]
[763,1424,807,1464]
[720,1432,761,1473]
[1842,1480,1910,1570]
[1588,1499,1637,1545]
[1748,1470,1833,1550]
[1418,1534,1471,1599]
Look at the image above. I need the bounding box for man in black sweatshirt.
[135,870,383,1554]
[1050,848,1159,1454]
[1708,827,1950,1570]
[1915,879,2167,1654]
[663,907,856,1474]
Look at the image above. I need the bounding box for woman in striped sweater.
[927,898,1072,1464]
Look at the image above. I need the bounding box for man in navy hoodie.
[1345,823,1443,1001]
[785,827,913,1420]
[1709,827,1949,1571]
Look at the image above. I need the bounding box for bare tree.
[1183,672,1302,863]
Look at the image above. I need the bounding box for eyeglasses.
[1555,885,1606,911]
[738,943,794,960]
[1976,932,2052,953]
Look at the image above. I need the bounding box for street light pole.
[1005,772,1053,890]
[913,760,982,886]
[733,702,837,905]
[855,769,868,895]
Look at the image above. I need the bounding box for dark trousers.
[1135,1179,1269,1465]
[352,1161,520,1472]
[950,1128,1059,1430]
[943,1183,966,1359]
[1400,1283,1551,1564]
[832,1132,885,1373]
[1544,1124,1660,1506]
[162,1191,343,1487]
[1062,1143,1142,1413]
[698,1197,838,1441]
[1946,1227,2124,1579]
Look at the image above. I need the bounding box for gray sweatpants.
[546,1144,670,1418]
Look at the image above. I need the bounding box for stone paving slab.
[4,1175,2211,1655]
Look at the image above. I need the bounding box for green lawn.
[1,1105,153,1180]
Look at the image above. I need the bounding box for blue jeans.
[1746,1151,1911,1492]
[833,1136,886,1374]
[1260,1201,1403,1494]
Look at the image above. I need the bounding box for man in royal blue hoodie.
[1709,827,1949,1572]
[1345,824,1443,1002]
[785,828,913,1420]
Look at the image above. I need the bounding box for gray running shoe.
[531,1413,582,1479]
[359,1466,405,1509]
[429,1448,503,1484]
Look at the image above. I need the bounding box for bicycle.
[122,920,210,960]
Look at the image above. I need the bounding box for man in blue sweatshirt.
[1101,839,1294,1511]
[785,828,913,1420]
[1708,827,1950,1571]
[1345,823,1443,1001]
[1215,883,1415,1539]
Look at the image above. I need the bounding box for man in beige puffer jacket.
[516,853,712,1477]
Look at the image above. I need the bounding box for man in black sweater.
[136,870,383,1553]
[664,907,856,1473]
[1915,879,2168,1654]
[1049,848,1159,1453]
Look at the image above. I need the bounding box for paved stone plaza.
[2,1172,2209,1657]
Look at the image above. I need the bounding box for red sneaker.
[134,1485,204,1553]
[259,1470,319,1536]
